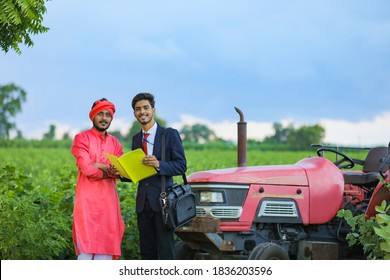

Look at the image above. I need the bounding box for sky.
[1,0,390,147]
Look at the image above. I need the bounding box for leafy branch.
[0,0,49,54]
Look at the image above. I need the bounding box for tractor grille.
[196,208,207,216]
[258,200,298,218]
[196,206,242,219]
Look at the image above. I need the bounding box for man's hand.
[93,162,109,178]
[109,164,120,176]
[142,155,160,169]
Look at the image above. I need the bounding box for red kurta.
[71,128,125,259]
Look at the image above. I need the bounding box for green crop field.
[0,147,369,187]
[0,146,371,259]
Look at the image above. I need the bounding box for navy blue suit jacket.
[132,124,187,213]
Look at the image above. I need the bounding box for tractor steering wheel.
[316,148,355,169]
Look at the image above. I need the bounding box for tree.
[180,124,216,143]
[263,122,294,144]
[15,129,23,139]
[0,0,49,54]
[62,132,71,141]
[262,122,325,150]
[0,83,27,139]
[43,124,55,140]
[287,124,325,150]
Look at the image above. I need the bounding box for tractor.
[174,108,390,260]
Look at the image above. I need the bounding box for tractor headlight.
[200,191,224,203]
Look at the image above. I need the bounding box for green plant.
[373,200,390,259]
[337,209,384,259]
[117,181,140,259]
[337,180,390,260]
[373,178,390,260]
[0,165,73,259]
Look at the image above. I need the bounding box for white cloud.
[320,112,390,147]
[171,112,390,147]
[171,114,274,142]
[109,118,132,136]
[13,121,88,140]
[12,112,390,148]
[53,123,83,140]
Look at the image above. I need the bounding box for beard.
[93,119,111,132]
[139,119,150,125]
[137,114,153,126]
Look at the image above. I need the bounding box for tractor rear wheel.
[248,242,289,260]
[175,241,195,259]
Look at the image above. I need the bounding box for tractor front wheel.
[175,241,195,259]
[248,242,289,260]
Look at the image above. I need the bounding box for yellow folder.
[104,148,157,184]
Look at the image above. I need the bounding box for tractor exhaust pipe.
[235,107,247,167]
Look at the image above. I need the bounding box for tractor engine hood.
[188,157,345,225]
[188,164,308,186]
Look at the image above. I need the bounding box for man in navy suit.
[131,93,187,259]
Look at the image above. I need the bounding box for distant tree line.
[0,83,325,150]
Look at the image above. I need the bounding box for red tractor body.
[174,109,390,260]
[189,157,345,227]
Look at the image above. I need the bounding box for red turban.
[89,99,116,121]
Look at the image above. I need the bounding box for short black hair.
[131,93,155,109]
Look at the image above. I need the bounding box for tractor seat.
[343,147,388,187]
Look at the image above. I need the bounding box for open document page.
[105,148,157,184]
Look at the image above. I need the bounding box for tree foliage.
[263,122,325,150]
[43,123,56,140]
[180,124,216,143]
[264,122,294,143]
[287,124,325,150]
[0,83,27,139]
[0,0,49,54]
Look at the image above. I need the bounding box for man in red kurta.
[71,98,125,260]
